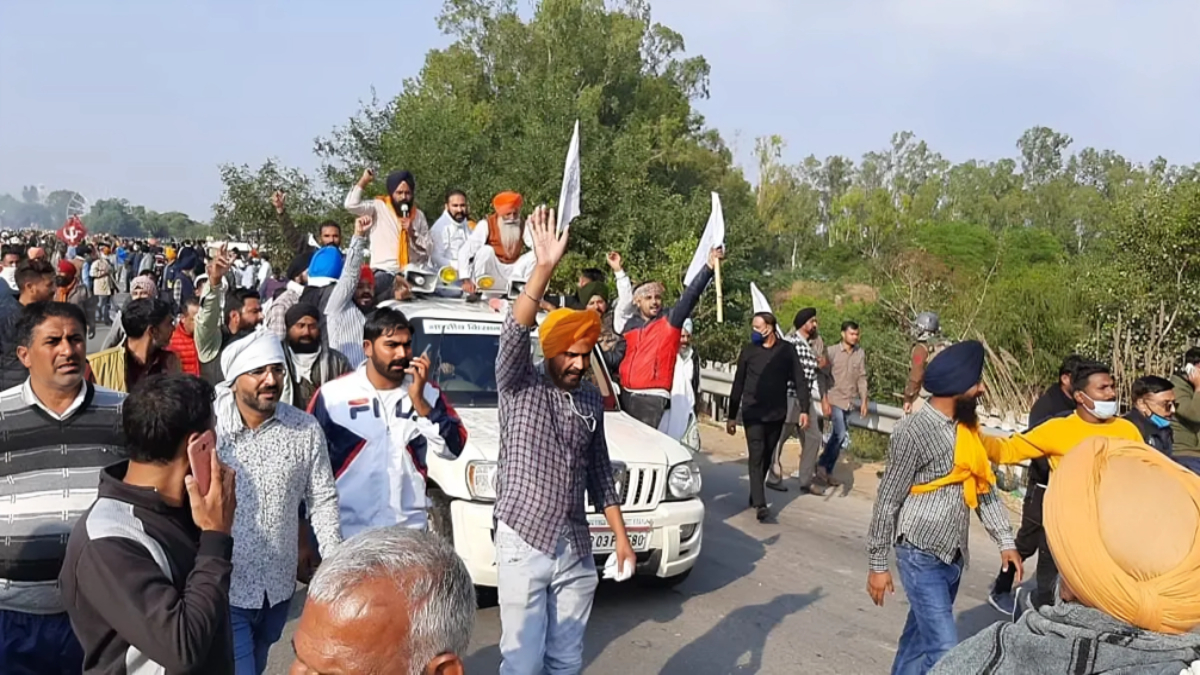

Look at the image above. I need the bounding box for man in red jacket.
[168,297,202,377]
[611,246,723,428]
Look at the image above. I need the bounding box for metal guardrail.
[698,364,1017,438]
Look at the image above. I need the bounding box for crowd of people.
[1,163,1198,675]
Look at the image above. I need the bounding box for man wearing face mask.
[866,340,1021,675]
[1123,375,1176,456]
[214,331,343,675]
[309,306,467,537]
[344,168,432,300]
[982,360,1142,611]
[726,312,810,523]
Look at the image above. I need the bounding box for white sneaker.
[789,470,801,479]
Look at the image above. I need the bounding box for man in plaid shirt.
[494,205,634,675]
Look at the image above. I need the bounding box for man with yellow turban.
[457,191,537,294]
[866,340,1022,675]
[931,437,1200,674]
[493,204,634,674]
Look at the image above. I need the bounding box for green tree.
[86,199,144,238]
[211,160,338,256]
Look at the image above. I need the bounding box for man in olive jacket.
[1170,347,1200,473]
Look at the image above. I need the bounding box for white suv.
[402,297,704,600]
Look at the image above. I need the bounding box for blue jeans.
[892,543,963,675]
[231,596,291,675]
[496,521,599,675]
[0,609,83,675]
[818,406,849,474]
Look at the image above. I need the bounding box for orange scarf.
[55,279,76,303]
[910,423,997,508]
[377,197,413,269]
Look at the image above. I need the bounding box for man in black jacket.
[1124,375,1176,455]
[59,375,237,675]
[0,259,56,390]
[725,312,809,523]
[987,354,1085,616]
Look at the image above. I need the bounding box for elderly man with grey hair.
[289,526,475,675]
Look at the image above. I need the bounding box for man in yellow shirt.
[984,361,1142,610]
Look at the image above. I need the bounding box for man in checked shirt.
[866,341,1022,675]
[494,205,635,675]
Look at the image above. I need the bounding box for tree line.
[0,187,208,241]
[206,0,1200,409]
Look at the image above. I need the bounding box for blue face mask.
[1150,413,1173,429]
[750,331,766,346]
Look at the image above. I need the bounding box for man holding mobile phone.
[309,306,467,536]
[59,374,238,675]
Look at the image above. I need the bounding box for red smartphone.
[187,430,217,497]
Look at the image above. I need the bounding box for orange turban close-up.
[539,308,601,360]
[1044,437,1200,635]
[492,191,524,217]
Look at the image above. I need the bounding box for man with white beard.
[457,191,536,294]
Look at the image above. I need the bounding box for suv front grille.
[618,465,662,511]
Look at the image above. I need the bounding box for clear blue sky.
[2,0,1197,220]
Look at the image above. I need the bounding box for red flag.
[57,216,87,247]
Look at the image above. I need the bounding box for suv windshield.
[410,317,619,411]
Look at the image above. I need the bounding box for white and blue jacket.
[309,366,467,535]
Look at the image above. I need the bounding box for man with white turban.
[932,437,1200,674]
[214,330,343,674]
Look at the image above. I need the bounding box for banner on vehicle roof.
[421,319,502,335]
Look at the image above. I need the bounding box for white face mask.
[1083,393,1118,420]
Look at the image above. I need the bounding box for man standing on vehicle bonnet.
[494,205,634,675]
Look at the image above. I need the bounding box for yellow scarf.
[910,423,997,508]
[377,197,411,268]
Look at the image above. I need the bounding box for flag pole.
[715,258,724,323]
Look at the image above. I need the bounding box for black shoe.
[756,506,770,522]
[765,481,789,493]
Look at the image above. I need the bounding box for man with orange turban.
[932,437,1200,674]
[457,191,537,294]
[494,205,633,674]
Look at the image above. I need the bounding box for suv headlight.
[667,461,702,500]
[467,461,498,502]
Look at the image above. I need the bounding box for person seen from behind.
[931,437,1200,674]
[59,374,237,675]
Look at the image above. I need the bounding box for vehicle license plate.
[589,516,650,552]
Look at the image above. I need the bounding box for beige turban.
[1045,437,1200,634]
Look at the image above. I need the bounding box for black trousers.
[745,421,784,509]
[992,484,1057,605]
[622,392,669,429]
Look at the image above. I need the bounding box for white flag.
[684,192,725,285]
[557,120,581,233]
[750,282,782,336]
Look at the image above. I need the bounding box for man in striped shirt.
[866,340,1021,675]
[0,301,125,674]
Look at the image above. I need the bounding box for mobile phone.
[187,430,217,497]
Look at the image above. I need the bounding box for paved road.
[262,429,1017,674]
[86,321,1016,673]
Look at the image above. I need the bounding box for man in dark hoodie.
[1123,375,1176,455]
[59,374,237,675]
[931,437,1200,675]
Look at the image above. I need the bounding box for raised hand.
[271,190,285,214]
[527,205,567,269]
[354,215,374,238]
[207,244,233,286]
[358,168,375,187]
[707,246,726,269]
[606,251,623,272]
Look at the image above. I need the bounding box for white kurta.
[659,350,696,442]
